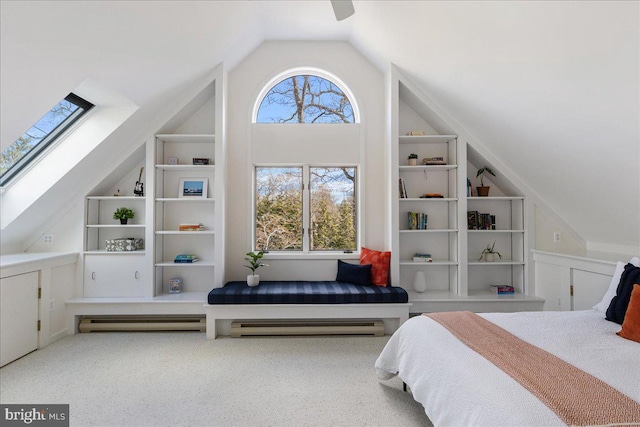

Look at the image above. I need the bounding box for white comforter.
[375,310,640,426]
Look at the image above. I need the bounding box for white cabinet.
[0,272,38,366]
[83,255,146,298]
[83,194,148,297]
[533,251,616,311]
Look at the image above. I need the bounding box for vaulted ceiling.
[1,1,638,252]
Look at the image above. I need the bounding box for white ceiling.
[1,1,638,251]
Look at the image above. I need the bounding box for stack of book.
[413,253,432,262]
[174,254,199,263]
[179,223,205,231]
[422,156,447,165]
[490,285,515,295]
[408,212,428,230]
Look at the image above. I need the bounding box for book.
[406,131,425,136]
[490,285,515,294]
[408,212,428,230]
[413,253,432,262]
[192,157,212,165]
[467,211,496,230]
[179,223,205,231]
[399,178,408,198]
[422,157,447,165]
[174,254,199,263]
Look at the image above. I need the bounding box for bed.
[375,260,640,426]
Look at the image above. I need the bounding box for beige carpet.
[0,332,431,426]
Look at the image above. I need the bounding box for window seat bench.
[205,281,410,339]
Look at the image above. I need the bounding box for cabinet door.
[1,272,39,366]
[84,255,145,297]
[571,268,612,311]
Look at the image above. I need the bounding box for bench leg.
[206,315,217,339]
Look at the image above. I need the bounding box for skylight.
[0,93,94,186]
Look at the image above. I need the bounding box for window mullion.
[302,165,310,252]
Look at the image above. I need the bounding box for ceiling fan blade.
[331,0,355,21]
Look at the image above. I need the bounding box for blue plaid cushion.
[207,281,408,304]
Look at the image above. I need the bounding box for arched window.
[255,71,358,124]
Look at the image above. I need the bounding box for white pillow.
[593,256,640,314]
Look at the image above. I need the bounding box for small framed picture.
[168,278,182,293]
[167,157,179,165]
[178,178,208,198]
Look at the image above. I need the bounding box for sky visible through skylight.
[0,99,80,179]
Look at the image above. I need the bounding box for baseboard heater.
[230,319,384,337]
[79,315,205,333]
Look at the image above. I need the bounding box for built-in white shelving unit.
[153,133,217,297]
[74,68,226,314]
[389,65,543,313]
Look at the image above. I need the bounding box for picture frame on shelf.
[168,278,182,293]
[178,178,208,198]
[167,157,178,165]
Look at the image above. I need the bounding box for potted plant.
[476,166,496,197]
[113,207,135,225]
[407,153,418,166]
[479,241,502,262]
[244,251,268,286]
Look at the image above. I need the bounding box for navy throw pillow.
[606,263,640,324]
[336,260,372,286]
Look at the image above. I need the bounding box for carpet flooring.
[0,333,432,426]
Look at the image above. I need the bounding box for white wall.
[226,41,385,282]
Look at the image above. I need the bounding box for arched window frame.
[252,67,361,124]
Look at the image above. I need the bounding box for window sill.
[261,252,360,261]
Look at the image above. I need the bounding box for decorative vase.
[120,219,128,225]
[413,271,427,293]
[484,253,496,262]
[476,186,490,197]
[247,274,260,287]
[408,158,417,166]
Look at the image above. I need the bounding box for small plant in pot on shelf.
[479,241,502,262]
[113,207,135,225]
[244,251,268,287]
[476,166,496,197]
[407,153,418,166]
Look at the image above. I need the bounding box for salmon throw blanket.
[425,311,640,426]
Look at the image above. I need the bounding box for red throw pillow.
[617,283,640,343]
[360,247,391,287]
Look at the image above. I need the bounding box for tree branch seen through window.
[256,75,354,124]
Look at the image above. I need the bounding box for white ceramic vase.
[413,271,427,293]
[247,274,260,287]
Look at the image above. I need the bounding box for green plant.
[408,153,418,159]
[479,241,502,261]
[476,166,496,186]
[244,251,268,273]
[113,207,135,221]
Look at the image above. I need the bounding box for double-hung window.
[255,166,357,253]
[1,93,94,186]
